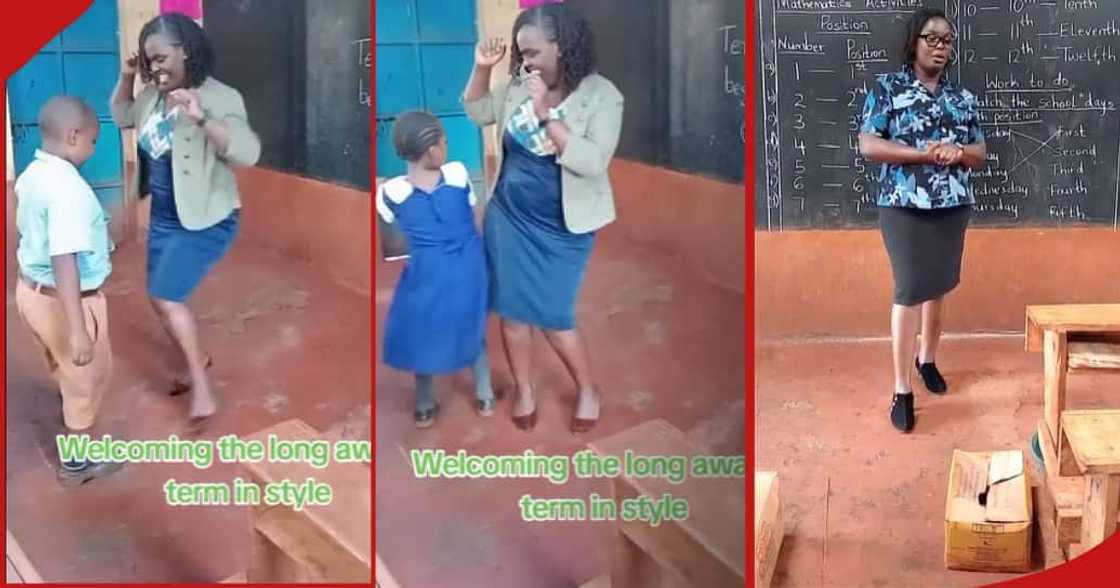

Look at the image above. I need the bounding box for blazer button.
[183,169,190,175]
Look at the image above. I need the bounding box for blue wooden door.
[7,0,123,216]
[375,0,482,181]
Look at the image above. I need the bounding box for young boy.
[14,96,121,486]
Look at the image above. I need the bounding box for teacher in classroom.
[462,3,624,434]
[858,8,987,433]
[110,13,261,434]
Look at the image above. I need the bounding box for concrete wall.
[755,228,1120,339]
[612,160,744,293]
[234,167,371,294]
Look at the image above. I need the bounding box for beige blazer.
[111,76,261,230]
[465,72,624,234]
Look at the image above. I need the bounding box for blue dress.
[484,133,595,331]
[379,162,487,374]
[144,149,239,302]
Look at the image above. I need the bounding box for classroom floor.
[4,184,371,582]
[374,229,747,587]
[755,334,1114,587]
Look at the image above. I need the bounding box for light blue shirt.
[15,149,112,290]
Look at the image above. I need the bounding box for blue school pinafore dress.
[377,161,487,374]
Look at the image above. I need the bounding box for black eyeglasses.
[920,33,956,48]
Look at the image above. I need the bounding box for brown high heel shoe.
[512,409,537,431]
[511,389,537,431]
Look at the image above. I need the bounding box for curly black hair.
[393,110,445,162]
[509,3,597,93]
[138,12,214,89]
[900,8,954,65]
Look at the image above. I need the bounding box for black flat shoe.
[415,403,440,429]
[915,359,947,394]
[891,393,915,433]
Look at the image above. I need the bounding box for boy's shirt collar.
[34,148,77,170]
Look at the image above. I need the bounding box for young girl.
[377,111,496,428]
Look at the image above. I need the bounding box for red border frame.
[370,0,379,583]
[745,0,757,585]
[0,0,1116,586]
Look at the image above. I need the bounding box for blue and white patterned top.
[138,97,180,159]
[860,66,985,209]
[505,97,568,157]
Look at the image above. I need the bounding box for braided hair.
[509,3,597,93]
[393,111,445,162]
[138,12,214,89]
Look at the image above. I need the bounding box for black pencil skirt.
[879,205,971,306]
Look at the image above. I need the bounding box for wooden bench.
[1025,304,1120,555]
[587,419,745,587]
[241,419,371,582]
[1058,410,1120,557]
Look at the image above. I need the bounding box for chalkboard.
[203,0,306,177]
[756,1,1120,230]
[305,0,371,189]
[204,0,370,190]
[566,0,745,184]
[667,0,746,184]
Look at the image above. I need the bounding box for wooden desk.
[1025,304,1120,352]
[1026,304,1120,451]
[1025,304,1120,557]
[1059,410,1120,556]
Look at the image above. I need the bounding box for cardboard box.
[944,450,1034,573]
[755,471,783,587]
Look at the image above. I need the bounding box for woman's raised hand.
[475,37,507,68]
[122,50,140,76]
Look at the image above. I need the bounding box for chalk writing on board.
[355,37,371,108]
[719,24,746,146]
[757,0,1120,230]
